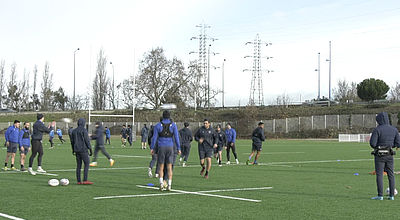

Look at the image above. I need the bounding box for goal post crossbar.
[89,114,134,118]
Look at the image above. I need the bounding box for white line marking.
[0,212,25,220]
[94,185,272,203]
[112,154,151,159]
[36,172,59,176]
[243,152,305,155]
[259,158,375,166]
[48,166,148,172]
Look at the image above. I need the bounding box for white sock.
[159,178,163,185]
[168,179,172,186]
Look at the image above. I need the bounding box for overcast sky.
[1,0,399,107]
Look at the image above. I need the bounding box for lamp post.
[326,41,332,104]
[73,48,80,110]
[222,58,226,108]
[110,61,115,109]
[315,52,320,100]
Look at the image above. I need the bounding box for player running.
[247,121,266,165]
[225,123,239,165]
[150,111,181,191]
[90,122,115,167]
[3,120,20,171]
[179,122,193,167]
[18,122,31,172]
[195,119,218,179]
[71,118,93,185]
[49,128,55,149]
[28,114,53,175]
[214,124,226,167]
[56,128,65,143]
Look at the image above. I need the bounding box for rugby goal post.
[338,134,371,143]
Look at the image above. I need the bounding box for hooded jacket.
[19,128,31,147]
[105,128,111,138]
[31,120,51,141]
[225,128,237,143]
[252,126,266,147]
[370,112,400,148]
[150,118,181,151]
[70,118,91,153]
[179,127,193,147]
[5,125,20,143]
[91,125,105,147]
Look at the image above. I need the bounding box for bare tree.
[41,62,54,111]
[333,79,360,103]
[136,48,193,108]
[31,65,40,110]
[0,60,5,108]
[275,93,291,106]
[121,75,134,108]
[390,82,400,102]
[92,49,108,110]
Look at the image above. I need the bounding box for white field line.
[36,172,58,176]
[42,157,391,173]
[0,212,25,220]
[242,152,305,155]
[94,185,272,202]
[0,171,58,176]
[112,154,151,158]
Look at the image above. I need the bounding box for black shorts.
[199,145,213,159]
[157,146,174,164]
[20,146,30,155]
[214,145,223,154]
[252,143,262,152]
[7,142,18,153]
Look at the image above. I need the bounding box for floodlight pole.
[73,48,80,110]
[327,41,332,105]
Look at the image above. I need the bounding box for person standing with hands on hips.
[370,112,400,200]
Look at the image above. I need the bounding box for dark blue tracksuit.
[91,125,111,162]
[29,120,52,168]
[71,118,92,182]
[179,127,193,162]
[370,112,400,197]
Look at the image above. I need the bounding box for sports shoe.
[20,167,27,172]
[159,185,165,191]
[90,162,97,167]
[236,159,239,164]
[371,196,383,200]
[218,163,222,167]
[82,181,94,185]
[28,168,36,176]
[167,185,171,191]
[253,162,258,165]
[37,167,46,173]
[204,174,209,179]
[179,157,183,163]
[155,173,159,178]
[11,167,17,171]
[77,182,83,185]
[2,167,8,171]
[388,196,395,200]
[148,168,153,178]
[226,161,230,165]
[246,159,250,165]
[182,162,187,167]
[109,159,115,167]
[200,167,205,176]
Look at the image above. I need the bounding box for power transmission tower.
[190,24,217,108]
[244,34,272,106]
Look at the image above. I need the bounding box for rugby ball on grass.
[386,187,398,196]
[60,178,69,186]
[48,179,60,187]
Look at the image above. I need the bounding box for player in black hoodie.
[71,118,93,185]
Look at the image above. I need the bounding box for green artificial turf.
[0,138,398,220]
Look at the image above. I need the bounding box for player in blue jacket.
[18,122,31,171]
[150,111,181,191]
[105,127,111,145]
[225,123,239,164]
[49,129,55,148]
[56,128,65,143]
[3,120,20,171]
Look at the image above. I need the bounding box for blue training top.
[150,118,181,151]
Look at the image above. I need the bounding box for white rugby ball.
[62,118,72,123]
[48,179,60,187]
[386,187,398,196]
[60,178,69,186]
